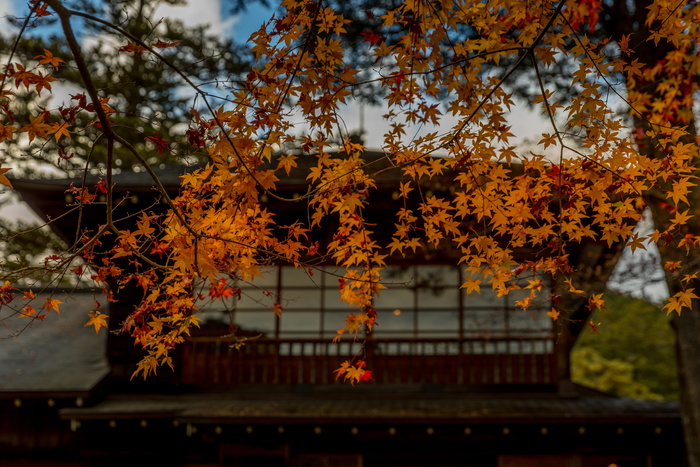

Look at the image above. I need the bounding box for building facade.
[3,153,685,466]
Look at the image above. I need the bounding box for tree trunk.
[602,0,700,463]
[673,310,700,465]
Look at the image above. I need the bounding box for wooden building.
[4,152,685,466]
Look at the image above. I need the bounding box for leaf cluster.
[1,0,699,381]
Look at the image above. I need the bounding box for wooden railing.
[179,336,558,388]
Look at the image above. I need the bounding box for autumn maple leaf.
[35,49,65,69]
[145,132,169,156]
[42,297,62,314]
[85,311,109,334]
[119,41,146,56]
[12,63,34,90]
[334,359,373,385]
[21,113,50,142]
[586,293,605,311]
[0,167,12,188]
[208,279,235,299]
[49,122,70,142]
[30,1,50,17]
[75,188,97,204]
[360,30,383,46]
[151,40,181,49]
[20,304,37,318]
[663,288,699,316]
[0,123,16,144]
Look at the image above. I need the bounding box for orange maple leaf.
[12,63,34,90]
[42,297,62,314]
[334,359,373,385]
[85,311,109,334]
[35,49,65,69]
[75,188,97,204]
[0,167,12,188]
[31,2,50,17]
[119,41,146,56]
[20,113,50,142]
[0,123,16,143]
[586,293,605,311]
[33,72,57,95]
[49,122,70,142]
[19,304,37,318]
[277,154,298,175]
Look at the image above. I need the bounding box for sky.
[1,1,276,44]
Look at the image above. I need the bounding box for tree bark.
[673,310,700,465]
[602,0,700,463]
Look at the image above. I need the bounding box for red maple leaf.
[360,30,383,46]
[145,132,169,156]
[95,177,108,194]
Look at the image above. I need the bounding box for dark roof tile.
[0,292,109,395]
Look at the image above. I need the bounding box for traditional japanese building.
[3,151,685,466]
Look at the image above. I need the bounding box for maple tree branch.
[443,0,567,150]
[58,3,290,203]
[528,16,650,214]
[71,132,105,248]
[529,48,567,258]
[560,11,677,136]
[44,1,113,138]
[44,1,252,277]
[0,2,43,92]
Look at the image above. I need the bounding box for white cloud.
[1,0,16,17]
[154,1,278,43]
[0,0,18,38]
[155,0,236,37]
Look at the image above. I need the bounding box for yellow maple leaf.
[564,278,585,295]
[85,311,109,334]
[663,288,699,316]
[461,276,482,295]
[626,233,647,253]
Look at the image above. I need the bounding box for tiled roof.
[61,392,680,425]
[0,292,109,396]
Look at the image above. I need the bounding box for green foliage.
[572,292,678,401]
